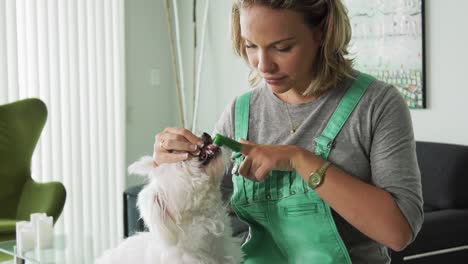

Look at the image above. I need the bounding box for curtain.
[0,0,125,258]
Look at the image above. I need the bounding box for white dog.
[96,133,243,264]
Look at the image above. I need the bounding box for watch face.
[309,173,322,187]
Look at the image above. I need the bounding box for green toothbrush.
[212,133,243,153]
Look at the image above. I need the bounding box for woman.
[153,0,423,263]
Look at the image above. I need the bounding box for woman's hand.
[238,139,305,181]
[153,127,204,166]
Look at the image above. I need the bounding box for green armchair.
[0,98,66,243]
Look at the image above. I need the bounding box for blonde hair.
[231,0,354,96]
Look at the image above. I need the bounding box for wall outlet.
[150,68,160,86]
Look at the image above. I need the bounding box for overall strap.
[314,73,376,159]
[234,91,251,142]
[232,91,252,204]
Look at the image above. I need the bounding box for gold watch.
[308,161,331,189]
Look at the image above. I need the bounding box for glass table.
[0,235,95,264]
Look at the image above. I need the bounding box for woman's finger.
[239,138,255,145]
[255,164,269,181]
[155,131,200,154]
[163,127,204,146]
[239,156,252,179]
[154,152,189,164]
[239,138,255,156]
[153,128,204,166]
[163,138,199,153]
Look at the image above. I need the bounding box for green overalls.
[230,73,375,263]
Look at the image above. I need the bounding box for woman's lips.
[264,76,286,85]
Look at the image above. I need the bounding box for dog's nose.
[201,132,213,145]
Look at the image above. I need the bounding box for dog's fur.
[96,152,243,264]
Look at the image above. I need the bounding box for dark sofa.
[390,141,468,263]
[123,141,468,263]
[123,185,147,237]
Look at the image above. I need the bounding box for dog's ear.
[128,156,154,177]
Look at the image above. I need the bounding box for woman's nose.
[257,52,276,74]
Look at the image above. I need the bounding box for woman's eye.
[276,46,292,52]
[245,44,256,49]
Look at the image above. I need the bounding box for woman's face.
[240,5,322,95]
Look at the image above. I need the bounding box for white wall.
[410,0,468,145]
[125,0,181,187]
[176,1,250,134]
[125,0,468,187]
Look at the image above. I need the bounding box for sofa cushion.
[416,142,468,210]
[123,185,147,237]
[400,209,468,256]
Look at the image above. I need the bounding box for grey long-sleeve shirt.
[214,71,423,263]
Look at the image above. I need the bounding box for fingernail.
[197,142,204,148]
[191,144,198,151]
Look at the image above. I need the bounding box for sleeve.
[369,85,424,242]
[212,98,237,202]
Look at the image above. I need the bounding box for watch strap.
[317,161,331,176]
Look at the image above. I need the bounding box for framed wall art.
[343,0,426,108]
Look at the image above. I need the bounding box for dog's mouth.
[198,133,221,166]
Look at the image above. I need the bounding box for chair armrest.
[16,179,66,224]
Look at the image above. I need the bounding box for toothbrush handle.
[213,134,243,152]
[223,137,242,152]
